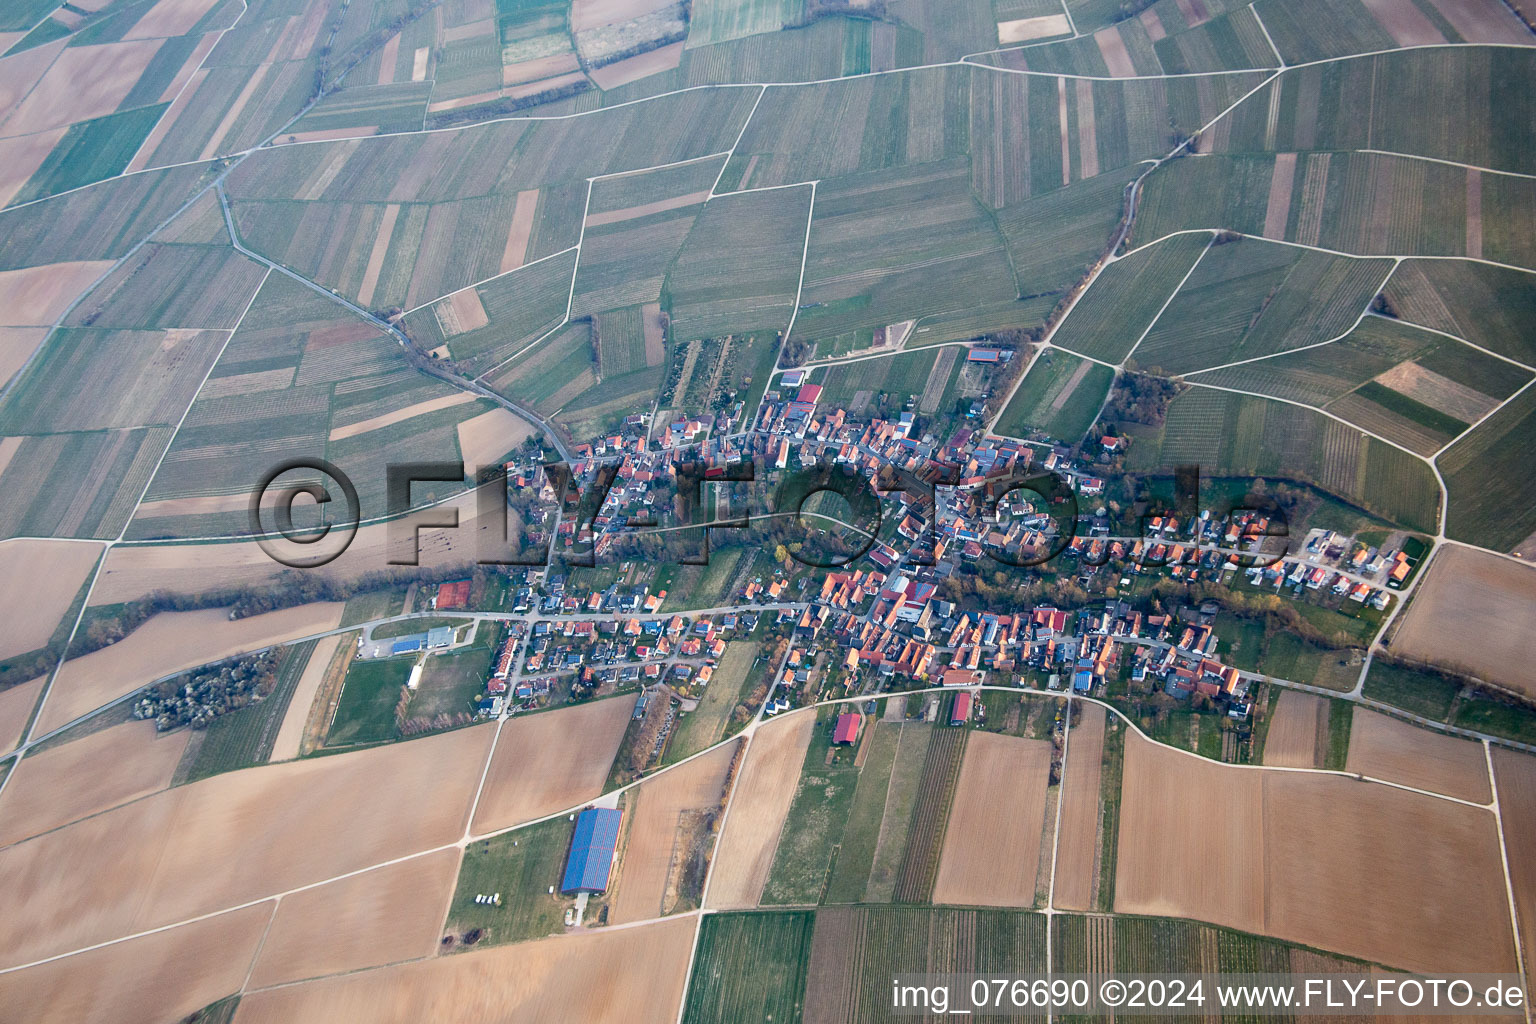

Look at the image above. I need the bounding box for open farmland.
[1133,239,1391,375]
[0,539,98,661]
[233,916,699,1024]
[1051,702,1105,912]
[1382,260,1536,367]
[0,678,44,756]
[1051,233,1210,364]
[1130,387,1440,533]
[666,183,810,341]
[248,848,460,988]
[892,724,966,903]
[1389,544,1536,697]
[469,696,635,834]
[932,731,1051,907]
[707,708,815,908]
[994,349,1114,443]
[803,906,1048,1024]
[1439,383,1536,552]
[0,903,272,1024]
[1492,748,1536,985]
[35,602,342,736]
[1344,707,1491,803]
[681,910,814,1024]
[0,724,494,969]
[668,640,761,761]
[1114,731,1516,973]
[1260,690,1325,769]
[0,720,187,847]
[793,159,1020,344]
[610,739,737,923]
[816,347,960,416]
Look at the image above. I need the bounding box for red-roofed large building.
[833,712,860,744]
[796,384,823,405]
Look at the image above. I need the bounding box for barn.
[561,808,623,894]
[832,712,860,745]
[950,691,972,726]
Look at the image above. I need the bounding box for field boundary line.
[1485,739,1532,1023]
[238,898,281,994]
[565,178,595,321]
[1365,311,1536,373]
[672,888,708,1024]
[1179,256,1399,376]
[709,85,766,197]
[1355,148,1536,181]
[1250,3,1285,66]
[1181,378,1440,462]
[595,149,733,182]
[1433,376,1536,457]
[397,244,579,317]
[1117,234,1215,368]
[1120,229,1536,277]
[773,179,818,359]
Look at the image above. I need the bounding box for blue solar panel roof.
[561,808,622,893]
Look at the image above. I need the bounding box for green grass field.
[761,706,864,905]
[447,817,574,946]
[1054,234,1210,364]
[816,348,951,414]
[1382,260,1536,367]
[822,717,901,903]
[680,910,815,1024]
[326,658,413,746]
[410,630,498,719]
[1439,383,1536,551]
[995,350,1114,443]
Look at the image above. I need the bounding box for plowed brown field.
[932,731,1051,907]
[706,709,815,908]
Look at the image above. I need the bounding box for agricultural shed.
[561,808,623,894]
[950,691,971,725]
[832,713,860,744]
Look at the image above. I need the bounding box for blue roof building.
[392,636,425,655]
[1072,668,1094,693]
[561,808,623,893]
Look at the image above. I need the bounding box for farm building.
[950,691,971,725]
[561,808,623,894]
[832,712,860,745]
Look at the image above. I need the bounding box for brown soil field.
[35,603,344,736]
[571,0,673,32]
[4,40,163,137]
[0,127,69,206]
[1426,0,1533,41]
[469,697,634,835]
[124,66,208,172]
[0,902,271,1024]
[435,288,490,337]
[0,677,44,755]
[1075,79,1098,179]
[1139,8,1167,40]
[269,633,344,761]
[586,190,712,228]
[933,731,1051,907]
[248,847,459,988]
[1262,690,1324,769]
[1346,707,1491,803]
[356,202,401,307]
[706,710,815,908]
[377,33,400,84]
[1116,732,1516,973]
[0,261,117,325]
[0,327,49,388]
[328,392,474,441]
[1373,359,1496,423]
[1361,0,1446,44]
[155,30,219,104]
[611,741,736,924]
[1051,702,1105,911]
[997,14,1071,42]
[1115,732,1265,931]
[1465,166,1483,258]
[1094,26,1136,77]
[0,40,67,133]
[588,42,685,89]
[1263,151,1297,239]
[123,0,219,39]
[234,914,697,1023]
[441,17,493,44]
[287,126,379,143]
[641,302,666,365]
[457,407,534,470]
[99,490,488,603]
[499,189,540,272]
[411,46,430,81]
[197,63,275,160]
[1391,544,1536,698]
[502,52,580,87]
[1491,748,1536,983]
[132,490,258,519]
[0,723,493,969]
[0,539,100,661]
[0,720,188,847]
